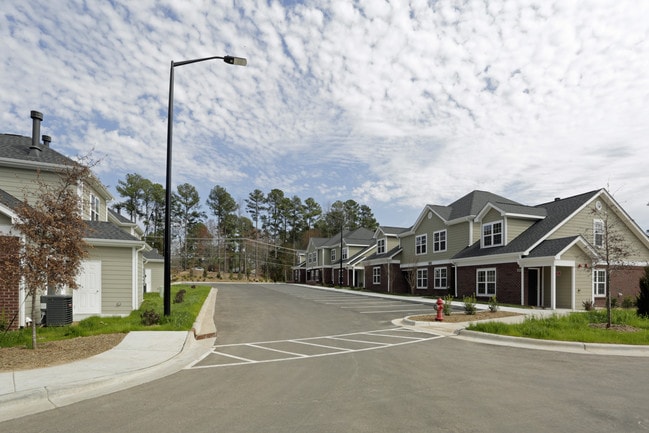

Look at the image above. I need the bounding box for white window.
[416,234,427,255]
[433,230,447,252]
[593,269,606,296]
[434,267,447,289]
[90,194,100,221]
[477,268,496,296]
[482,221,503,247]
[377,238,386,254]
[342,247,348,260]
[373,267,381,285]
[594,219,604,248]
[417,268,428,289]
[331,249,336,262]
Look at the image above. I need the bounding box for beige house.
[0,111,160,328]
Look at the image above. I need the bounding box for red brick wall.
[594,266,647,307]
[457,262,521,304]
[0,236,20,330]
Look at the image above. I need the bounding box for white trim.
[476,268,496,296]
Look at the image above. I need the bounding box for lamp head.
[224,56,247,66]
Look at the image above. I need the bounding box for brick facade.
[457,263,521,304]
[0,236,20,330]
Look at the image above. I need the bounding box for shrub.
[582,300,595,311]
[443,294,454,315]
[140,309,160,326]
[174,289,187,304]
[488,296,499,312]
[637,266,649,318]
[463,294,477,315]
[622,296,635,309]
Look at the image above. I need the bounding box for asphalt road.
[4,283,649,432]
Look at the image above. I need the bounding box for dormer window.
[482,221,503,247]
[377,238,386,254]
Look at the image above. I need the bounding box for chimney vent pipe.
[42,135,51,147]
[30,110,44,153]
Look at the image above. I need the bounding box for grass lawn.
[468,309,649,345]
[0,284,211,349]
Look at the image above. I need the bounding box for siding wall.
[506,217,534,244]
[88,246,133,316]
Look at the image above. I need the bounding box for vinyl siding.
[506,217,534,244]
[400,211,446,264]
[88,246,133,316]
[550,200,649,262]
[0,166,61,200]
[561,245,594,308]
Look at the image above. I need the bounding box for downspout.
[518,258,525,306]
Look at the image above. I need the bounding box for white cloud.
[2,0,648,231]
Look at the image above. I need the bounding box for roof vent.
[554,197,561,202]
[30,110,44,155]
[42,135,51,147]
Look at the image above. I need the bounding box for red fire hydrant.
[435,297,444,322]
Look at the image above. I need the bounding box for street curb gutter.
[192,288,218,340]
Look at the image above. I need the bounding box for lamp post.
[164,55,246,316]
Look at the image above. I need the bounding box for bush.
[582,300,595,311]
[442,294,453,315]
[622,296,635,309]
[488,296,499,312]
[637,266,649,318]
[140,309,161,326]
[174,289,187,304]
[463,294,477,315]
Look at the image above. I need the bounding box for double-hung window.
[593,220,604,248]
[331,249,336,262]
[416,268,428,289]
[433,230,447,252]
[593,269,606,296]
[373,267,381,285]
[477,268,496,296]
[482,221,503,247]
[377,238,386,254]
[90,194,100,221]
[434,267,447,289]
[415,234,427,255]
[342,247,348,260]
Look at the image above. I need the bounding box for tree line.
[112,173,379,279]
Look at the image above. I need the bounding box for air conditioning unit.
[40,295,73,326]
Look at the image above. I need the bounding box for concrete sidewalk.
[0,288,219,423]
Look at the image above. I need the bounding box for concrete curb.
[192,287,218,339]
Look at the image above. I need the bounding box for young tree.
[14,163,92,348]
[591,200,634,328]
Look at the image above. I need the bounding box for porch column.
[571,265,576,310]
[551,264,556,310]
[520,264,525,305]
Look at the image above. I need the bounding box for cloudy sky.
[2,0,648,231]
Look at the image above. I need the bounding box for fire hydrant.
[435,297,444,322]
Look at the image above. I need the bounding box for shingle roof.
[144,248,164,261]
[453,190,600,259]
[0,188,22,211]
[85,221,142,242]
[526,236,580,258]
[0,134,75,166]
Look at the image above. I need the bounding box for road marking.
[186,327,442,369]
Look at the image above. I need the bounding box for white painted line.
[210,351,256,363]
[247,344,308,358]
[360,308,437,314]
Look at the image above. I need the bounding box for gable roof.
[85,221,144,245]
[0,188,22,212]
[0,134,76,167]
[453,190,601,260]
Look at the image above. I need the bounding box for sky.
[2,0,649,232]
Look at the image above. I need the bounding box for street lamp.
[164,55,247,316]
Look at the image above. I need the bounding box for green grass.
[0,284,211,349]
[468,309,649,345]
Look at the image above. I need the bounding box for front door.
[74,260,102,316]
[528,268,539,306]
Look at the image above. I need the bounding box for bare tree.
[13,162,92,348]
[591,200,634,328]
[404,267,418,295]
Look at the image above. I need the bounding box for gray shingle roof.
[85,221,142,242]
[453,190,600,259]
[0,188,22,211]
[0,134,75,166]
[526,236,580,258]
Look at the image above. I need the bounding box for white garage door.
[74,260,102,316]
